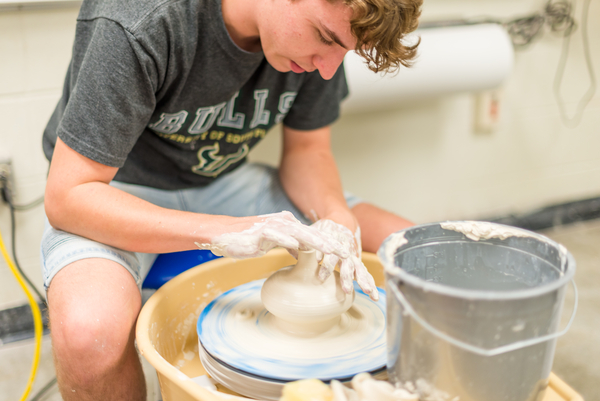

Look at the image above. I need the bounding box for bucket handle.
[389,279,578,357]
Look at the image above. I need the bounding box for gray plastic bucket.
[377,221,577,401]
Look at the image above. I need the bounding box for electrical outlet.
[0,159,12,204]
[474,89,502,134]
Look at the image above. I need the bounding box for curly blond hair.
[342,0,422,73]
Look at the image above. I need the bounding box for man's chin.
[264,55,293,73]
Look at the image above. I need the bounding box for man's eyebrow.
[320,23,349,50]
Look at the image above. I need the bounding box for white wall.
[251,0,600,223]
[0,3,79,308]
[0,0,598,308]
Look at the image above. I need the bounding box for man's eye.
[318,32,334,46]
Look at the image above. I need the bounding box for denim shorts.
[40,162,362,291]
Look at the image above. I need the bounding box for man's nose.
[313,50,347,80]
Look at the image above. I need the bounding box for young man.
[41,0,421,398]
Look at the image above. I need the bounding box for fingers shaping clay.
[261,250,355,336]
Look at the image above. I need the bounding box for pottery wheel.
[197,279,387,383]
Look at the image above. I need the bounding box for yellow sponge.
[280,379,334,401]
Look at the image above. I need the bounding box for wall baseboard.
[0,303,49,345]
[0,0,81,11]
[2,195,600,344]
[486,196,600,231]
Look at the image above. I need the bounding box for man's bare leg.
[352,202,415,253]
[48,258,146,401]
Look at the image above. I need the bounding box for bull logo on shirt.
[192,142,249,177]
[149,90,297,178]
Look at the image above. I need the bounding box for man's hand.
[195,211,349,260]
[312,219,379,301]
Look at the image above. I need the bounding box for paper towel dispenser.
[342,23,514,113]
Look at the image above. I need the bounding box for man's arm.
[279,125,382,299]
[279,125,356,232]
[45,138,339,256]
[45,138,253,253]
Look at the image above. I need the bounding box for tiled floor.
[0,337,58,401]
[1,220,598,401]
[539,221,600,401]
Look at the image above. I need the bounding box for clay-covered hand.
[195,211,349,260]
[312,219,379,301]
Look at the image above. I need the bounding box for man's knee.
[48,259,141,382]
[52,303,135,351]
[351,202,415,253]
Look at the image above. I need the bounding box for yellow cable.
[0,225,43,401]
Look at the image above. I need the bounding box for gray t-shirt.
[43,0,348,189]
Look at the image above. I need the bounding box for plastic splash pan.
[135,248,583,401]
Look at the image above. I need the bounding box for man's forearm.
[45,138,255,254]
[279,126,357,233]
[46,181,243,253]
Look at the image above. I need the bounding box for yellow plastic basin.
[135,248,583,401]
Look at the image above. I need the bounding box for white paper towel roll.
[341,23,514,113]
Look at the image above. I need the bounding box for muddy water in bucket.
[378,221,577,401]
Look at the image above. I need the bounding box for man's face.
[257,0,356,80]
